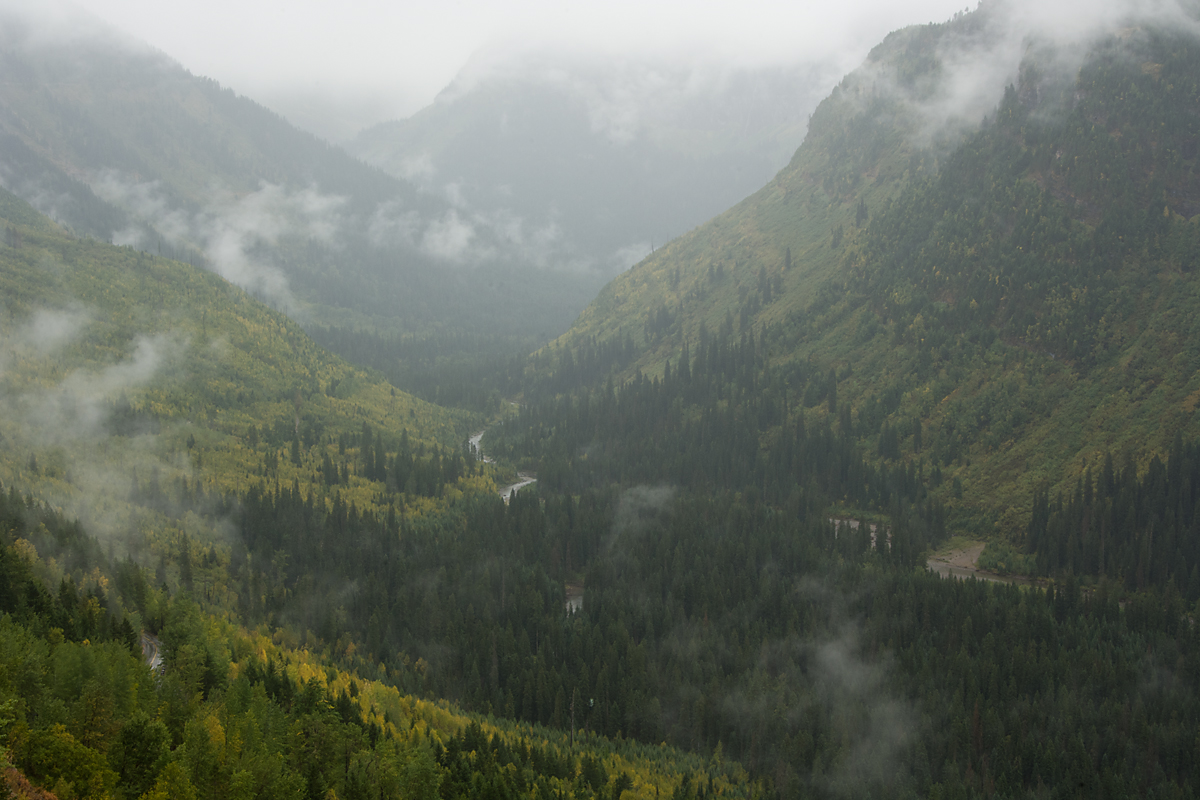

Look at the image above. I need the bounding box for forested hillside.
[0,8,593,343]
[534,6,1200,537]
[0,186,473,507]
[439,7,1200,794]
[0,485,750,800]
[0,186,499,644]
[4,2,1200,798]
[0,190,759,799]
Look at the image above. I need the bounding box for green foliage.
[445,17,1200,798]
[0,514,745,800]
[1025,436,1200,595]
[0,38,599,341]
[308,325,530,414]
[6,8,1200,800]
[109,714,170,799]
[0,186,477,525]
[976,539,1036,576]
[535,18,1200,540]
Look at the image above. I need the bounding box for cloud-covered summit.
[350,51,835,280]
[844,0,1200,149]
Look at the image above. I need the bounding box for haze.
[56,0,972,141]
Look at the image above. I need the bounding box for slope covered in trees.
[0,189,763,799]
[535,5,1200,537]
[4,4,1200,798]
[0,7,595,342]
[0,484,750,800]
[0,186,474,510]
[437,10,1200,791]
[0,187,516,638]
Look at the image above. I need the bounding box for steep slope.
[551,14,1003,349]
[0,194,766,797]
[0,494,757,800]
[350,56,829,275]
[0,8,592,340]
[537,3,1200,536]
[0,409,757,800]
[0,186,481,550]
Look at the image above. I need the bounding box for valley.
[471,429,538,499]
[2,1,1200,799]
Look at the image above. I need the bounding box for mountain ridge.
[349,55,832,276]
[0,8,598,341]
[528,4,1200,537]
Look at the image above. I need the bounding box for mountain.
[0,186,751,792]
[3,6,1200,798]
[444,11,1200,789]
[0,184,481,555]
[0,7,594,341]
[0,189,765,800]
[349,54,832,277]
[531,2,1200,537]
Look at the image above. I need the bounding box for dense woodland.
[1026,435,1200,595]
[7,386,1200,799]
[307,326,526,415]
[540,15,1200,541]
[463,316,1198,796]
[0,483,752,800]
[845,30,1200,365]
[5,5,1200,800]
[0,188,758,798]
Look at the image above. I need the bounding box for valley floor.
[927,541,1030,586]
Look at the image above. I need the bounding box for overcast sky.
[58,0,972,141]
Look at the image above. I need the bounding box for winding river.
[469,430,537,503]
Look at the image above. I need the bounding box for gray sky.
[61,0,973,141]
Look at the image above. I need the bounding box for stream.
[141,631,164,676]
[471,430,576,610]
[468,432,493,464]
[469,429,537,503]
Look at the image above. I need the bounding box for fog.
[349,51,838,279]
[10,0,1181,297]
[0,301,219,554]
[50,0,973,142]
[847,0,1200,149]
[90,174,349,315]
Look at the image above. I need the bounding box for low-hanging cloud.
[609,242,653,272]
[472,207,574,269]
[366,190,594,271]
[442,48,833,152]
[91,172,348,314]
[0,306,91,365]
[0,303,214,554]
[396,153,437,184]
[354,50,837,278]
[712,581,918,796]
[19,333,181,446]
[91,165,594,287]
[850,0,1200,149]
[420,208,480,262]
[598,485,676,586]
[611,485,676,540]
[812,625,915,795]
[367,200,421,248]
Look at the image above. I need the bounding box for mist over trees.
[3,1,1200,799]
[349,56,831,277]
